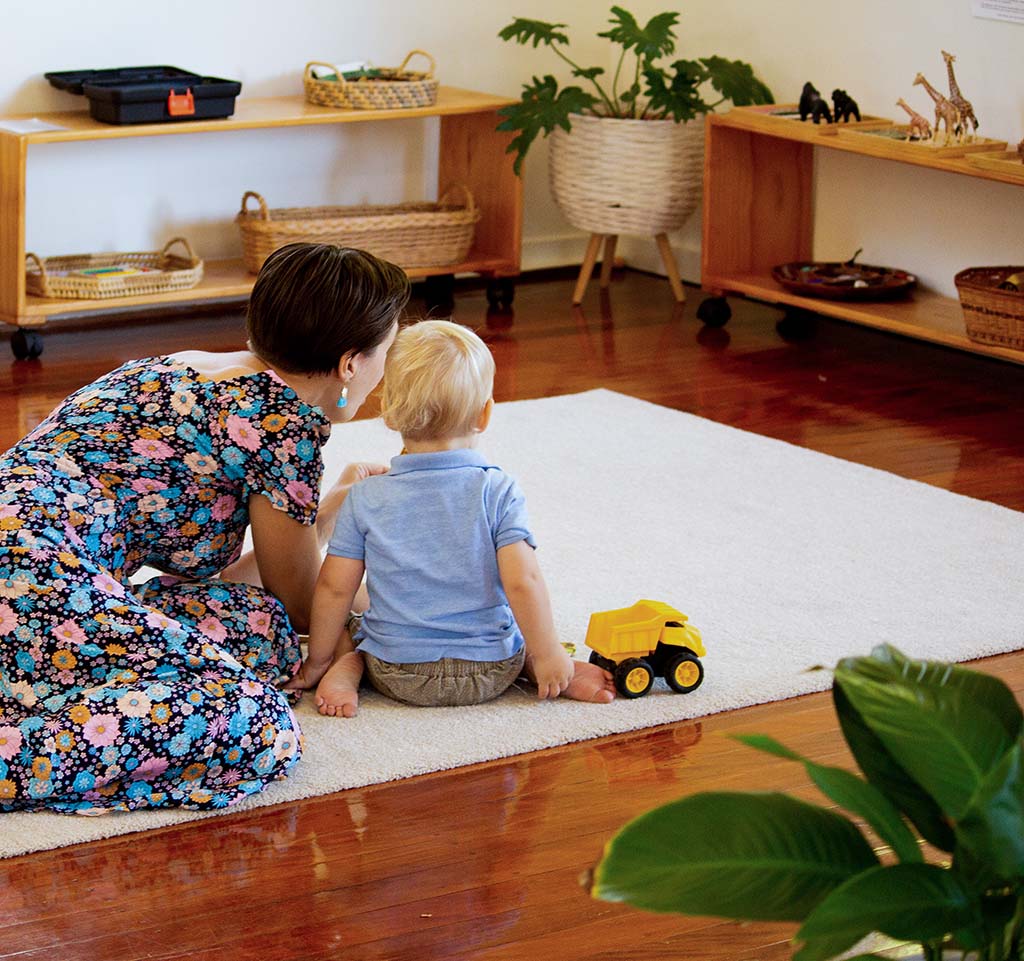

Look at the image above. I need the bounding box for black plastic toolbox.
[45,66,242,124]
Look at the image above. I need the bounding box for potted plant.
[590,644,1024,961]
[497,7,774,238]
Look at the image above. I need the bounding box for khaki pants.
[363,648,526,707]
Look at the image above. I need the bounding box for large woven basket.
[25,237,203,300]
[549,114,705,235]
[955,266,1024,350]
[236,186,480,273]
[304,51,438,110]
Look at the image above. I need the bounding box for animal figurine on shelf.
[799,82,833,124]
[912,72,960,144]
[831,89,861,123]
[896,98,932,141]
[941,50,979,141]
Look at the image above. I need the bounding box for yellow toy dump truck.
[585,600,705,699]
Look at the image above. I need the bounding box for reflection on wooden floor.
[1,268,1022,960]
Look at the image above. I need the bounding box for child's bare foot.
[563,660,616,703]
[315,651,365,717]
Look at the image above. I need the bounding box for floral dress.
[0,357,330,812]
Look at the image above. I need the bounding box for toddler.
[286,319,615,715]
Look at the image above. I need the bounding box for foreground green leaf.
[836,645,1022,819]
[593,792,878,920]
[736,734,922,864]
[956,741,1024,882]
[834,682,955,851]
[795,864,978,961]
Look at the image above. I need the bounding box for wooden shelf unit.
[702,106,1024,366]
[0,87,522,330]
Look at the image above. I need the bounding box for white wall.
[621,0,1024,296]
[3,0,605,270]
[3,1,1022,295]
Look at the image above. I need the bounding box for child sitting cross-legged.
[284,319,615,715]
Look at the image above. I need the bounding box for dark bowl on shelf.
[771,261,917,301]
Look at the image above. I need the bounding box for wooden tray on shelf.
[965,150,1024,183]
[743,102,893,132]
[833,126,1007,159]
[771,259,917,301]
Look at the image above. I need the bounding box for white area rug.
[3,389,1022,858]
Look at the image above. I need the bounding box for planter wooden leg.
[600,235,618,288]
[573,234,604,305]
[655,232,685,303]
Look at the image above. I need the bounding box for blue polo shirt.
[326,448,536,663]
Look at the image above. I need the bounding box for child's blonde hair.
[380,320,495,441]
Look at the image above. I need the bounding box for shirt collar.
[388,448,492,475]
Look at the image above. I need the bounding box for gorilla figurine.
[799,82,833,124]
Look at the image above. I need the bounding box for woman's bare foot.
[563,660,616,703]
[315,650,365,717]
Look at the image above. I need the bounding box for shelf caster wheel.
[486,278,515,311]
[422,273,456,315]
[11,329,43,360]
[776,308,818,343]
[696,296,731,328]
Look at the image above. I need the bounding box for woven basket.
[549,114,705,235]
[304,51,438,110]
[955,266,1024,350]
[25,237,203,300]
[236,185,480,274]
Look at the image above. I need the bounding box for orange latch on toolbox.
[167,88,195,116]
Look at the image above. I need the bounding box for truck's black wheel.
[11,329,43,360]
[614,658,655,698]
[588,650,616,673]
[664,653,704,694]
[696,296,731,328]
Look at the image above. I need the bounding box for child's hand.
[530,649,574,700]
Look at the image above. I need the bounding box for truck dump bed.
[585,599,686,659]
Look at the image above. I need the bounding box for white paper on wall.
[972,0,1024,23]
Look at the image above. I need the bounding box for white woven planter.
[549,113,705,236]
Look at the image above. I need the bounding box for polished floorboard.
[1,270,1022,961]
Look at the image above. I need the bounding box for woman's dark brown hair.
[247,244,410,374]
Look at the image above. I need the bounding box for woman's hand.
[316,462,389,546]
[282,657,333,692]
[336,461,389,490]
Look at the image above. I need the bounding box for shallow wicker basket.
[304,51,438,110]
[25,237,203,300]
[954,266,1024,351]
[236,186,480,274]
[549,113,705,235]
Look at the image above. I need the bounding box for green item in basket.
[321,67,385,82]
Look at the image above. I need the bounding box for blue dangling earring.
[336,386,348,409]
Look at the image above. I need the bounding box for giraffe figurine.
[913,73,960,145]
[896,99,932,141]
[941,50,979,142]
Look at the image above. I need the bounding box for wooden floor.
[1,270,1022,961]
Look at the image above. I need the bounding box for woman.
[0,244,408,812]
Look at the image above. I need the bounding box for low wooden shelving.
[701,104,1024,365]
[0,87,522,352]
